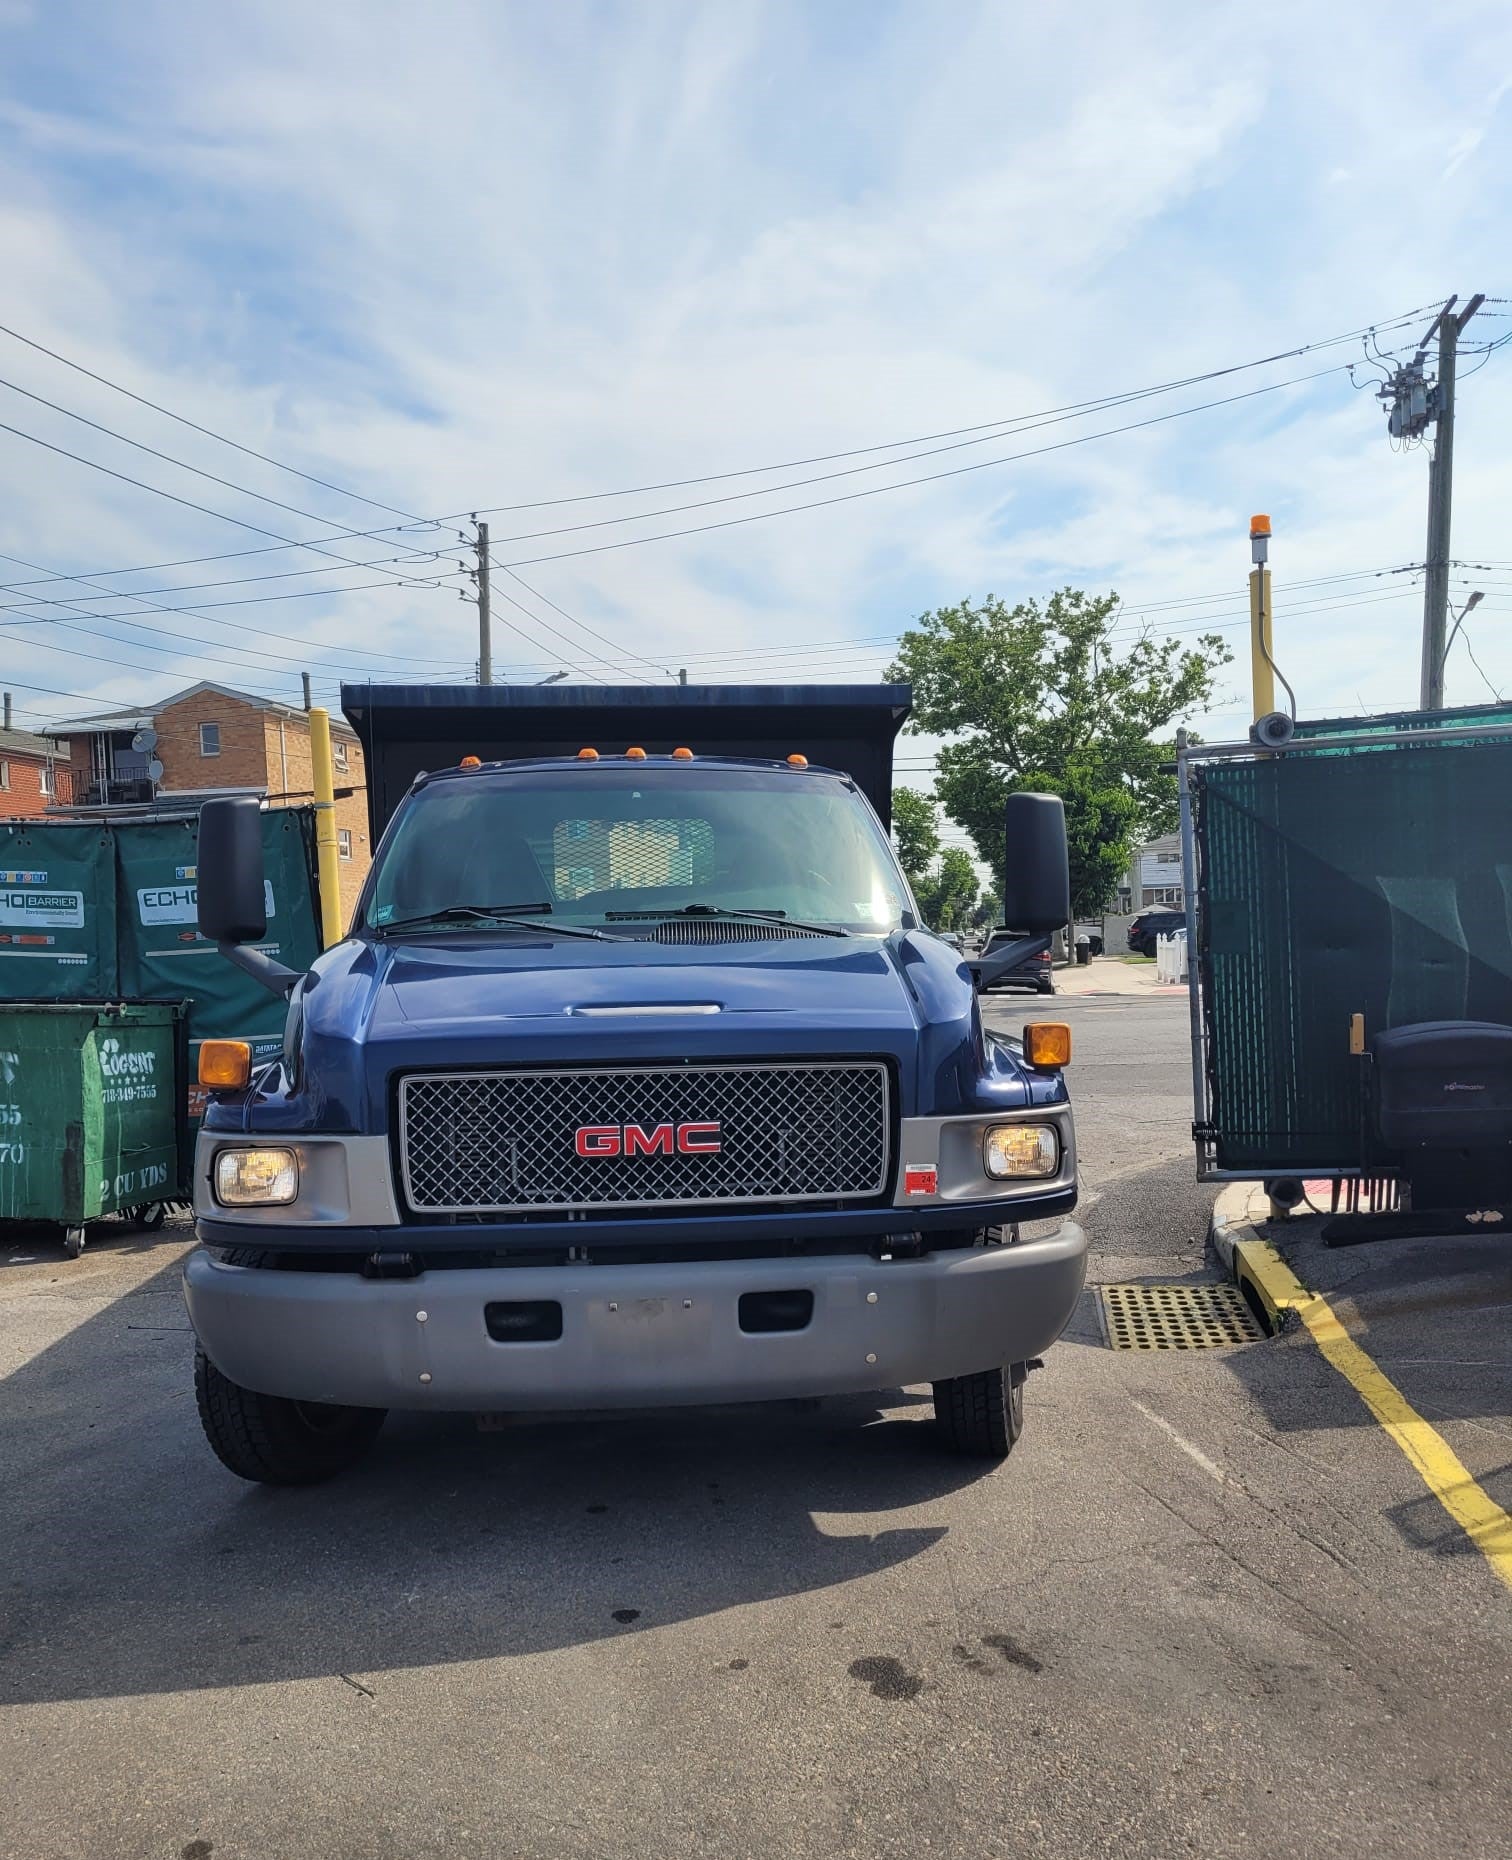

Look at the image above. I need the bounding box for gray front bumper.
[182,1225,1088,1413]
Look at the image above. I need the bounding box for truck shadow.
[2,1252,978,1707]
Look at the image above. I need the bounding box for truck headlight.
[983,1124,1059,1179]
[214,1147,298,1206]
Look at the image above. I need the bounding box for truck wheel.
[194,1348,386,1485]
[932,1362,1026,1459]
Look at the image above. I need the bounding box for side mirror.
[198,796,268,943]
[1001,792,1071,934]
[197,797,300,999]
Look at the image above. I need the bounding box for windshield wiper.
[373,903,610,941]
[605,904,849,939]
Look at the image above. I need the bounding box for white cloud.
[0,0,1508,746]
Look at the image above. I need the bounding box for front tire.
[932,1362,1026,1459]
[194,1348,386,1485]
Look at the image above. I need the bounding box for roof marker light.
[626,746,647,760]
[672,746,694,760]
[459,755,482,769]
[786,754,808,768]
[577,747,600,760]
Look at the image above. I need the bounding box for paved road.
[2,992,1508,1860]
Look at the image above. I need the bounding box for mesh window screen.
[547,817,715,900]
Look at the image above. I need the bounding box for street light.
[1442,589,1485,688]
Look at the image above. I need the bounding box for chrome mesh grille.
[398,1061,891,1213]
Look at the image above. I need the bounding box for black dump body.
[342,683,912,840]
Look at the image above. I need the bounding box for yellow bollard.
[307,707,344,948]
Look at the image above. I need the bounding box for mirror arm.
[968,931,1053,991]
[220,939,301,1000]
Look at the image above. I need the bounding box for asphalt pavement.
[2,989,1508,1860]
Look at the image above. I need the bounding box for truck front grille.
[398,1061,891,1215]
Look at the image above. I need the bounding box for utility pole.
[301,671,312,712]
[678,667,688,686]
[475,520,493,686]
[1375,294,1484,709]
[1419,295,1483,708]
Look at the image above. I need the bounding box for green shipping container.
[0,1002,186,1250]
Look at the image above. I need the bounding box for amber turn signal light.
[199,1039,252,1090]
[1023,1022,1071,1069]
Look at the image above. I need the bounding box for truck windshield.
[361,766,913,934]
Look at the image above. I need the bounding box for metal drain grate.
[1100,1282,1266,1350]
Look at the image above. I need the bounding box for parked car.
[1127,908,1186,958]
[979,929,1055,994]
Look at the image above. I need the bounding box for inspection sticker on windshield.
[904,1165,938,1196]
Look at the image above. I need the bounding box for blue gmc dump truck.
[183,685,1087,1483]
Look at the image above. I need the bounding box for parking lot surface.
[3,990,1509,1860]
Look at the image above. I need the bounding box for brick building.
[48,682,372,921]
[0,696,66,820]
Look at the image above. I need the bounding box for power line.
[491,364,1358,569]
[0,319,422,519]
[0,547,453,603]
[0,411,452,589]
[475,366,1355,555]
[0,548,465,666]
[0,302,1442,597]
[498,563,669,678]
[462,305,1442,519]
[0,369,430,539]
[0,515,440,593]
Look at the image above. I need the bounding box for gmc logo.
[575,1121,722,1158]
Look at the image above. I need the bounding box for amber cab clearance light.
[459,755,482,769]
[199,1039,252,1090]
[577,747,599,760]
[1023,1022,1072,1069]
[672,746,694,760]
[786,754,808,768]
[625,746,647,760]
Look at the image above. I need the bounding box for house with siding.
[0,694,66,820]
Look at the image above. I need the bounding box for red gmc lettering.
[574,1120,723,1157]
[575,1126,621,1157]
[623,1122,676,1156]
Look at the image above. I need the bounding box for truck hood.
[244,929,1063,1132]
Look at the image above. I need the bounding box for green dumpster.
[0,1002,188,1257]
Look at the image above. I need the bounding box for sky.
[1,0,1510,847]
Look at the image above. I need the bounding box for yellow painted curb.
[1232,1231,1512,1596]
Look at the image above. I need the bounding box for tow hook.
[362,1250,420,1280]
[872,1233,925,1261]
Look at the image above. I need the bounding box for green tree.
[918,846,979,931]
[890,786,941,890]
[887,589,1228,917]
[971,885,1001,930]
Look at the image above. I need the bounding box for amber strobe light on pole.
[1249,514,1275,723]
